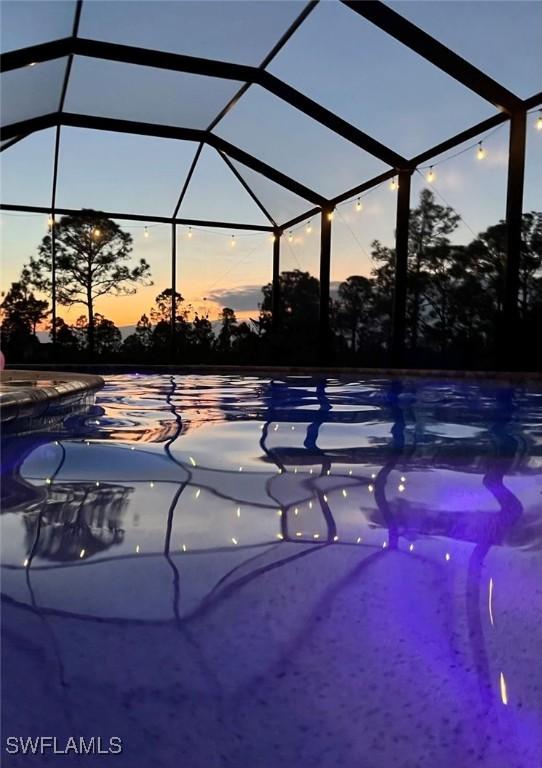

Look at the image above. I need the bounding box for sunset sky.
[1,1,541,331]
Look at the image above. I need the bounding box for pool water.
[1,374,541,767]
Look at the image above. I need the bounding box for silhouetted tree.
[73,313,122,356]
[0,280,48,334]
[0,281,47,360]
[122,314,153,358]
[216,307,238,352]
[26,210,151,355]
[335,275,373,356]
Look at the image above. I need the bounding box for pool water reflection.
[1,374,541,767]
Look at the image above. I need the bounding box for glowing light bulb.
[445,552,451,561]
[306,221,312,234]
[29,62,37,68]
[144,226,149,238]
[231,537,238,545]
[79,549,86,558]
[368,484,374,492]
[426,166,435,183]
[537,111,542,131]
[409,543,414,552]
[136,545,140,554]
[477,142,486,160]
[288,231,293,243]
[230,235,236,247]
[356,198,363,212]
[93,227,101,239]
[390,178,398,191]
[188,227,193,239]
[47,215,54,229]
[327,211,334,221]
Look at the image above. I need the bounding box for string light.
[356,198,363,212]
[288,231,293,243]
[537,111,542,131]
[426,166,435,183]
[188,227,193,239]
[476,141,486,160]
[306,221,312,234]
[389,177,398,191]
[144,226,149,238]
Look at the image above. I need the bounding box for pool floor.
[1,374,541,767]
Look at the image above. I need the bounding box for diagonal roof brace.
[341,1,522,114]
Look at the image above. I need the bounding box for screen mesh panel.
[177,146,270,225]
[215,85,389,199]
[78,0,308,66]
[1,58,68,129]
[56,129,199,217]
[268,1,495,158]
[65,57,244,130]
[389,1,542,99]
[0,0,77,53]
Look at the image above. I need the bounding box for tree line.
[1,193,541,369]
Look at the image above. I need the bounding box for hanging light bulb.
[537,110,542,131]
[477,141,486,160]
[144,226,149,238]
[426,166,435,183]
[327,210,334,221]
[187,227,193,239]
[306,221,312,234]
[29,62,37,68]
[288,231,293,243]
[390,177,398,191]
[93,227,101,239]
[230,234,235,247]
[270,233,276,242]
[47,215,54,229]
[356,198,363,212]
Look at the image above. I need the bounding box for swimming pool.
[2,374,541,767]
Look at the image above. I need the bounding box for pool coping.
[0,369,105,423]
[4,363,542,383]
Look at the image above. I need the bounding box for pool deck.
[0,369,104,423]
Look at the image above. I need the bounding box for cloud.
[206,281,344,313]
[205,285,265,311]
